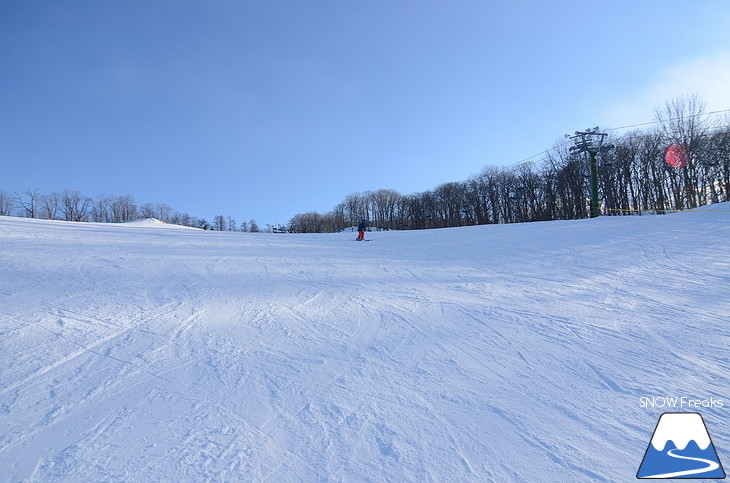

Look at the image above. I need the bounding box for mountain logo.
[637,412,725,479]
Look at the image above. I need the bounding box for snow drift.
[1,205,728,481]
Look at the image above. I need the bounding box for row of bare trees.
[0,190,135,223]
[0,190,262,232]
[288,96,729,233]
[600,98,729,213]
[0,189,200,226]
[0,189,196,225]
[211,215,260,232]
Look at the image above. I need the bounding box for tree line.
[3,96,727,234]
[0,189,260,232]
[289,96,730,233]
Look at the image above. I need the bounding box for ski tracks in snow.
[2,210,729,481]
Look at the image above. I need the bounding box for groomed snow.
[1,205,728,481]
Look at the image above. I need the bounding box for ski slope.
[1,205,729,482]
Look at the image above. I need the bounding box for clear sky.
[2,1,730,227]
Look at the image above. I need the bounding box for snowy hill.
[1,205,729,482]
[123,217,199,229]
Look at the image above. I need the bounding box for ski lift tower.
[566,127,614,218]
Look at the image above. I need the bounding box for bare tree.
[368,189,401,230]
[289,212,322,233]
[433,182,467,227]
[16,189,41,218]
[109,195,137,222]
[154,203,173,223]
[170,211,197,227]
[343,192,368,226]
[655,94,709,209]
[61,190,92,222]
[213,215,226,231]
[90,195,110,222]
[39,192,62,220]
[140,202,173,222]
[139,202,155,219]
[0,190,14,216]
[706,119,730,202]
[330,202,347,231]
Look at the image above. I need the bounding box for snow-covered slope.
[1,206,728,482]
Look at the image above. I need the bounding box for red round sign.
[665,143,689,168]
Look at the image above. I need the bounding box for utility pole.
[566,127,614,218]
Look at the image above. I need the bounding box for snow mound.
[123,218,198,229]
[125,217,167,226]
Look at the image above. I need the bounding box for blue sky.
[2,1,730,226]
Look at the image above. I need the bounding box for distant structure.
[566,127,614,218]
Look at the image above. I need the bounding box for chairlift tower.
[566,127,614,218]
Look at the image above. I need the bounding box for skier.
[356,219,368,241]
